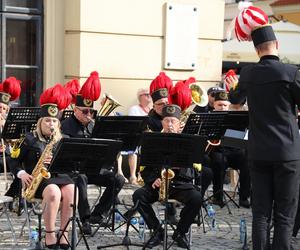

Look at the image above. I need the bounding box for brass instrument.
[23,139,55,202]
[205,139,221,155]
[98,93,121,116]
[159,169,175,201]
[180,84,209,123]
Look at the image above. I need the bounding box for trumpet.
[98,93,121,116]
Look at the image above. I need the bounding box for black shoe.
[167,214,178,225]
[147,229,164,248]
[239,199,250,209]
[210,197,225,208]
[172,231,189,249]
[81,221,92,235]
[89,214,104,225]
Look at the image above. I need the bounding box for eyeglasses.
[78,108,94,115]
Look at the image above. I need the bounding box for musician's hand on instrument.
[43,154,52,165]
[152,178,161,189]
[20,172,33,187]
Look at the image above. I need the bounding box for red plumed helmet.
[40,84,72,110]
[65,79,80,104]
[79,71,101,101]
[149,72,173,95]
[169,80,192,111]
[2,76,21,101]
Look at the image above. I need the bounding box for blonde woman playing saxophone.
[10,85,74,249]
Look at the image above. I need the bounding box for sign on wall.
[164,3,199,70]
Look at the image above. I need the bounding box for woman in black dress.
[11,84,74,249]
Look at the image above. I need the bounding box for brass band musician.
[10,85,74,249]
[209,91,251,208]
[133,104,202,248]
[61,72,125,235]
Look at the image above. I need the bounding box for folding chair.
[0,173,16,243]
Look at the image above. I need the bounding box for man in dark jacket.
[133,105,202,248]
[147,88,169,132]
[229,6,300,249]
[61,94,125,235]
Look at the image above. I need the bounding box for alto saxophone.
[159,169,175,201]
[23,139,55,202]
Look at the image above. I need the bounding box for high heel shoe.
[45,230,58,249]
[58,229,70,250]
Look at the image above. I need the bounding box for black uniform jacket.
[229,55,300,161]
[148,109,163,132]
[61,114,94,138]
[141,164,199,190]
[10,132,48,176]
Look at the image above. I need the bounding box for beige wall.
[45,0,225,113]
[44,0,66,88]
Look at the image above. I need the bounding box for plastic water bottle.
[138,216,145,241]
[240,218,246,244]
[207,205,217,230]
[130,217,138,226]
[30,228,38,247]
[114,212,122,234]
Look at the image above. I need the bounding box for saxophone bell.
[159,169,175,201]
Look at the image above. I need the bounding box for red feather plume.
[2,77,21,101]
[40,84,72,110]
[65,79,80,104]
[79,71,101,101]
[169,80,192,111]
[149,72,173,95]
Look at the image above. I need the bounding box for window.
[0,0,43,106]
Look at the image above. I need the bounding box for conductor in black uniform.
[61,94,125,235]
[228,7,300,249]
[133,105,202,248]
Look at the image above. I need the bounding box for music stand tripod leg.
[58,174,90,250]
[97,203,144,249]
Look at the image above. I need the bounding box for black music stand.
[182,112,227,139]
[1,107,40,139]
[60,109,97,121]
[93,116,148,249]
[183,112,240,212]
[221,111,249,149]
[140,132,206,250]
[49,137,123,250]
[91,116,149,151]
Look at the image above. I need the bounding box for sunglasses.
[78,108,94,115]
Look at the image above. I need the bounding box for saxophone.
[159,169,175,201]
[23,139,55,202]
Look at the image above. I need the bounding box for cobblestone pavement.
[1,184,300,250]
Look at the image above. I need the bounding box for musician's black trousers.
[76,171,125,222]
[133,184,202,234]
[210,148,250,201]
[250,160,300,250]
[293,188,300,237]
